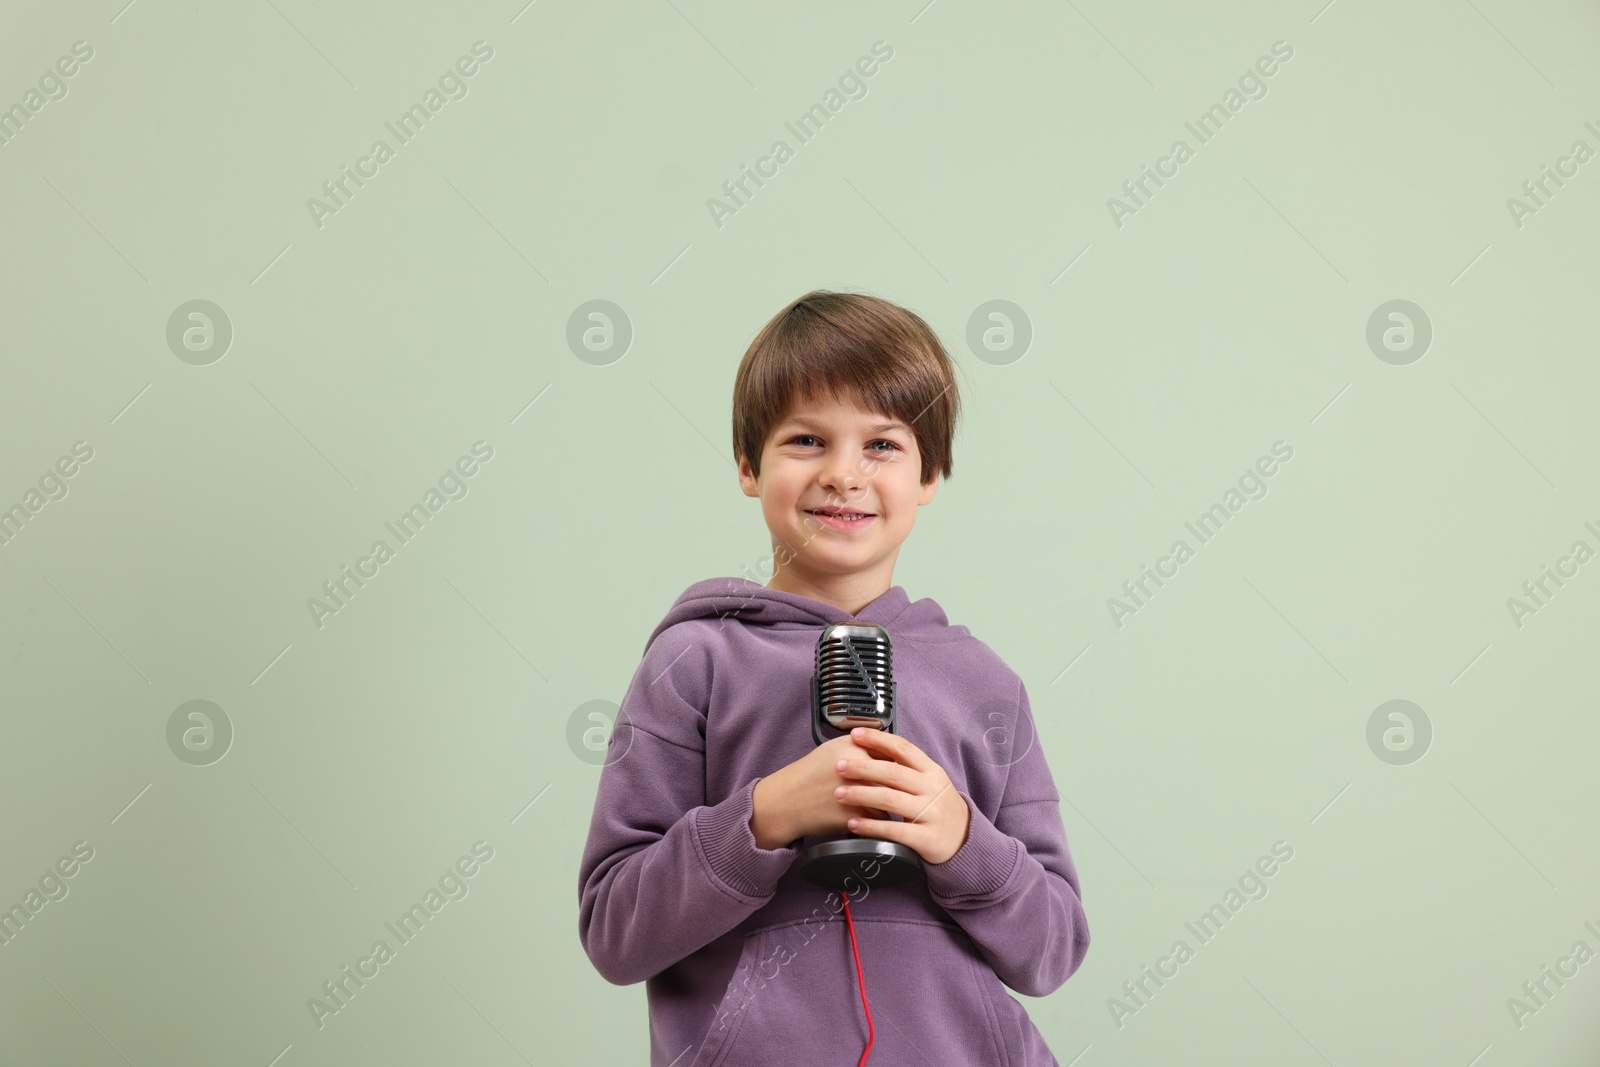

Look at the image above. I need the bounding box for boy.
[578,290,1090,1065]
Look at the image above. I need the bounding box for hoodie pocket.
[967,951,1055,1067]
[687,928,765,1067]
[698,916,1004,1067]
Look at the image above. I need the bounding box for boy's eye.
[786,435,900,451]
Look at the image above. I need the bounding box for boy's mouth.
[805,508,874,530]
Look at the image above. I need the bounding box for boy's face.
[737,390,938,599]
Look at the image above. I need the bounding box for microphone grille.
[815,623,894,726]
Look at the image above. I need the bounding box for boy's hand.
[749,734,891,849]
[835,727,972,865]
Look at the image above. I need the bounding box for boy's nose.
[819,463,864,500]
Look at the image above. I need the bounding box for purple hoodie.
[578,577,1090,1066]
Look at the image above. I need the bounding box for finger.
[849,727,935,771]
[836,783,914,818]
[835,756,918,793]
[846,814,921,850]
[903,781,955,825]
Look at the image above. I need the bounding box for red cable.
[840,889,873,1066]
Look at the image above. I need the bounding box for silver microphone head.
[815,622,895,734]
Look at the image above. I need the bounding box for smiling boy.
[739,386,936,608]
[579,290,1090,1066]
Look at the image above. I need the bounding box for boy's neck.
[765,566,894,618]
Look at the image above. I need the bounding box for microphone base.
[795,836,921,891]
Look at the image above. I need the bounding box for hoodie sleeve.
[921,676,1090,998]
[578,627,801,986]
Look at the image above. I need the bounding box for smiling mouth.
[805,509,875,531]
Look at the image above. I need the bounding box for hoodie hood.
[643,576,956,655]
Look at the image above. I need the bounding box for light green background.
[2,0,1597,1064]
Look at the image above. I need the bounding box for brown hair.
[731,290,963,486]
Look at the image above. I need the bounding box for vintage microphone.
[795,621,922,891]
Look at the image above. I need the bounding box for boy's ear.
[737,454,760,498]
[918,474,938,505]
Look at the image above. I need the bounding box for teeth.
[812,511,866,520]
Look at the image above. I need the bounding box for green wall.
[1,1,1596,1063]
